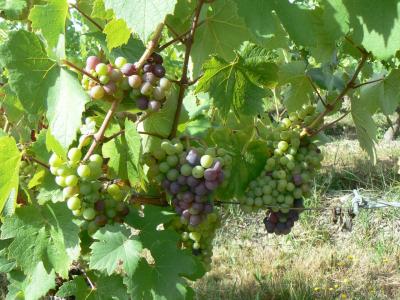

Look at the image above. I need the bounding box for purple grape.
[189,215,202,226]
[175,207,183,214]
[182,192,194,203]
[287,219,295,228]
[195,183,208,196]
[162,179,171,190]
[104,81,116,94]
[213,161,222,172]
[148,100,161,112]
[217,172,225,183]
[136,96,149,110]
[182,209,191,220]
[192,202,204,212]
[143,63,154,73]
[143,72,157,84]
[203,203,213,214]
[265,221,275,233]
[204,169,218,181]
[169,182,181,194]
[180,201,190,210]
[187,176,200,187]
[94,200,105,212]
[86,56,101,70]
[121,63,136,76]
[205,180,219,191]
[95,215,108,226]
[153,64,166,78]
[149,53,163,64]
[177,175,187,185]
[293,174,302,186]
[186,149,199,166]
[269,213,278,224]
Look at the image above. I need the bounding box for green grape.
[180,164,193,176]
[83,208,96,220]
[89,154,103,166]
[159,162,170,173]
[77,164,91,178]
[49,153,63,167]
[55,176,67,187]
[65,175,79,187]
[167,169,179,181]
[106,209,117,218]
[200,155,214,168]
[115,57,127,69]
[68,147,82,162]
[99,75,110,84]
[192,166,204,179]
[166,155,179,167]
[90,85,105,100]
[72,209,82,217]
[80,182,92,195]
[67,196,81,210]
[63,186,79,199]
[95,63,108,76]
[107,184,122,200]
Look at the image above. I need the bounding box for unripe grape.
[115,57,127,69]
[167,169,179,181]
[121,63,136,76]
[95,63,108,76]
[143,72,157,84]
[86,56,101,70]
[63,186,79,199]
[166,155,179,167]
[77,164,91,178]
[72,209,82,217]
[67,196,81,210]
[83,208,96,220]
[68,147,82,162]
[99,75,110,84]
[128,74,142,88]
[65,175,78,187]
[80,182,92,195]
[110,69,123,82]
[120,77,130,90]
[90,85,105,100]
[200,155,214,168]
[140,82,154,96]
[159,78,172,91]
[89,154,103,167]
[153,86,165,101]
[148,100,161,112]
[180,164,193,176]
[192,166,205,179]
[55,176,67,187]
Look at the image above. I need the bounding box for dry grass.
[193,139,400,300]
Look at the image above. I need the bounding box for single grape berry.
[115,57,127,69]
[153,64,166,78]
[136,96,149,110]
[90,85,105,100]
[143,63,154,73]
[86,56,101,71]
[128,75,142,89]
[150,53,163,64]
[148,100,161,112]
[121,63,136,76]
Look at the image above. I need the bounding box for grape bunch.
[167,211,220,270]
[48,143,130,235]
[263,199,304,235]
[147,139,231,227]
[81,53,172,112]
[240,105,323,235]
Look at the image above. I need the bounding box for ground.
[193,138,400,300]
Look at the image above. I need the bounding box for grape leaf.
[6,262,56,300]
[210,128,268,199]
[57,274,129,300]
[0,240,15,273]
[278,61,314,112]
[30,130,51,163]
[351,97,377,163]
[191,0,250,76]
[46,68,89,150]
[92,0,113,19]
[0,85,25,124]
[342,0,400,60]
[1,202,81,278]
[126,205,176,234]
[0,30,56,114]
[104,0,177,42]
[56,276,89,299]
[28,0,68,58]
[104,18,131,50]
[46,128,67,159]
[0,0,28,20]
[196,55,267,118]
[0,136,21,214]
[90,224,142,277]
[165,0,196,35]
[36,170,63,204]
[125,120,146,187]
[360,70,400,115]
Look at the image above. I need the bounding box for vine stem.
[62,60,101,84]
[69,3,103,31]
[353,77,384,89]
[169,0,206,139]
[307,51,369,134]
[22,155,50,169]
[311,110,350,136]
[82,24,164,162]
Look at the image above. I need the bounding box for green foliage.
[0,0,399,298]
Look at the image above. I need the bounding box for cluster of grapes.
[19,160,37,187]
[263,199,304,235]
[81,53,172,112]
[147,139,231,227]
[167,212,220,270]
[240,105,323,235]
[48,144,130,235]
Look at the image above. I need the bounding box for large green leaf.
[0,30,56,114]
[1,203,81,278]
[46,68,89,150]
[196,55,268,118]
[191,0,250,76]
[6,262,56,300]
[104,18,131,50]
[0,0,29,20]
[104,0,177,42]
[278,61,314,112]
[351,97,377,163]
[360,70,400,115]
[0,136,21,214]
[28,0,68,58]
[90,224,142,277]
[125,120,146,187]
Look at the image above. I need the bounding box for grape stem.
[82,24,165,161]
[130,194,168,206]
[62,60,101,84]
[352,77,384,89]
[306,50,369,135]
[22,155,50,169]
[307,76,327,107]
[311,110,350,136]
[169,0,206,139]
[69,3,103,32]
[102,129,167,143]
